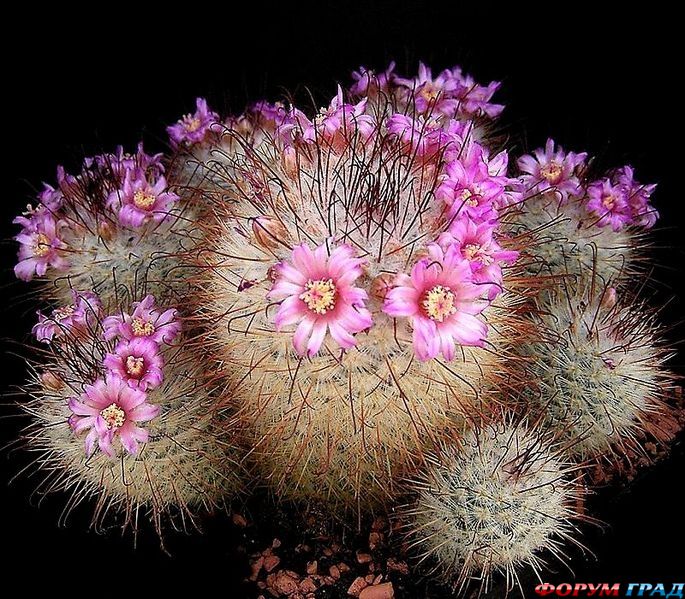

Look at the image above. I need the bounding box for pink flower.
[68,374,160,457]
[586,178,631,231]
[103,337,164,391]
[268,243,373,357]
[517,139,587,203]
[350,62,396,95]
[614,166,658,228]
[383,243,489,361]
[386,113,466,159]
[33,291,102,343]
[106,169,178,228]
[167,97,218,147]
[448,66,504,119]
[103,295,181,344]
[89,142,164,181]
[14,213,68,281]
[303,87,376,148]
[436,144,506,222]
[394,63,504,118]
[441,220,518,300]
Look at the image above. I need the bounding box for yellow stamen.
[33,233,51,257]
[100,403,125,429]
[300,279,337,315]
[540,161,563,184]
[133,190,156,210]
[463,243,494,266]
[125,355,146,377]
[183,115,201,132]
[53,306,75,322]
[602,194,617,209]
[131,318,155,337]
[459,188,478,207]
[422,285,457,322]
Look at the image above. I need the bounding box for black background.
[2,4,683,594]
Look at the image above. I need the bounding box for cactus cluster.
[7,61,678,595]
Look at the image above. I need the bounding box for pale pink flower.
[33,291,102,343]
[103,337,164,391]
[383,243,488,361]
[103,295,180,344]
[268,242,373,357]
[68,374,160,457]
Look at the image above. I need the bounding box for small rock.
[299,578,317,594]
[356,551,373,564]
[250,556,265,581]
[338,562,351,573]
[232,513,248,527]
[263,554,281,573]
[331,542,341,553]
[323,547,334,557]
[272,538,282,549]
[368,562,376,573]
[373,574,383,585]
[295,544,311,554]
[359,582,395,599]
[348,576,369,597]
[329,565,341,579]
[368,532,383,550]
[386,558,409,575]
[268,571,300,596]
[365,575,375,584]
[323,576,336,585]
[306,560,318,575]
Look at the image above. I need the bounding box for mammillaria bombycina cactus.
[20,290,243,539]
[7,60,680,596]
[190,71,528,509]
[402,420,584,594]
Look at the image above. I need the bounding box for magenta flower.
[517,139,587,202]
[14,213,68,281]
[89,142,165,180]
[383,243,488,361]
[586,178,631,231]
[350,62,396,95]
[436,145,506,222]
[107,169,178,228]
[615,166,659,228]
[448,66,505,119]
[386,113,466,159]
[104,337,164,391]
[441,220,518,300]
[303,87,376,148]
[167,97,218,147]
[394,63,504,118]
[68,374,160,457]
[33,291,102,343]
[268,243,373,357]
[103,294,181,344]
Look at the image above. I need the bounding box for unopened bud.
[600,287,617,310]
[252,216,287,249]
[41,370,64,391]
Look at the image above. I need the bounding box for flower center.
[133,190,156,210]
[420,83,440,102]
[125,355,146,377]
[458,188,478,207]
[300,279,337,314]
[183,115,202,132]
[602,194,617,209]
[540,161,563,184]
[53,305,75,322]
[100,403,125,430]
[32,233,51,257]
[422,285,457,322]
[131,317,155,336]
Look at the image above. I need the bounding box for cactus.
[20,290,243,538]
[190,72,528,510]
[520,281,672,459]
[402,421,584,594]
